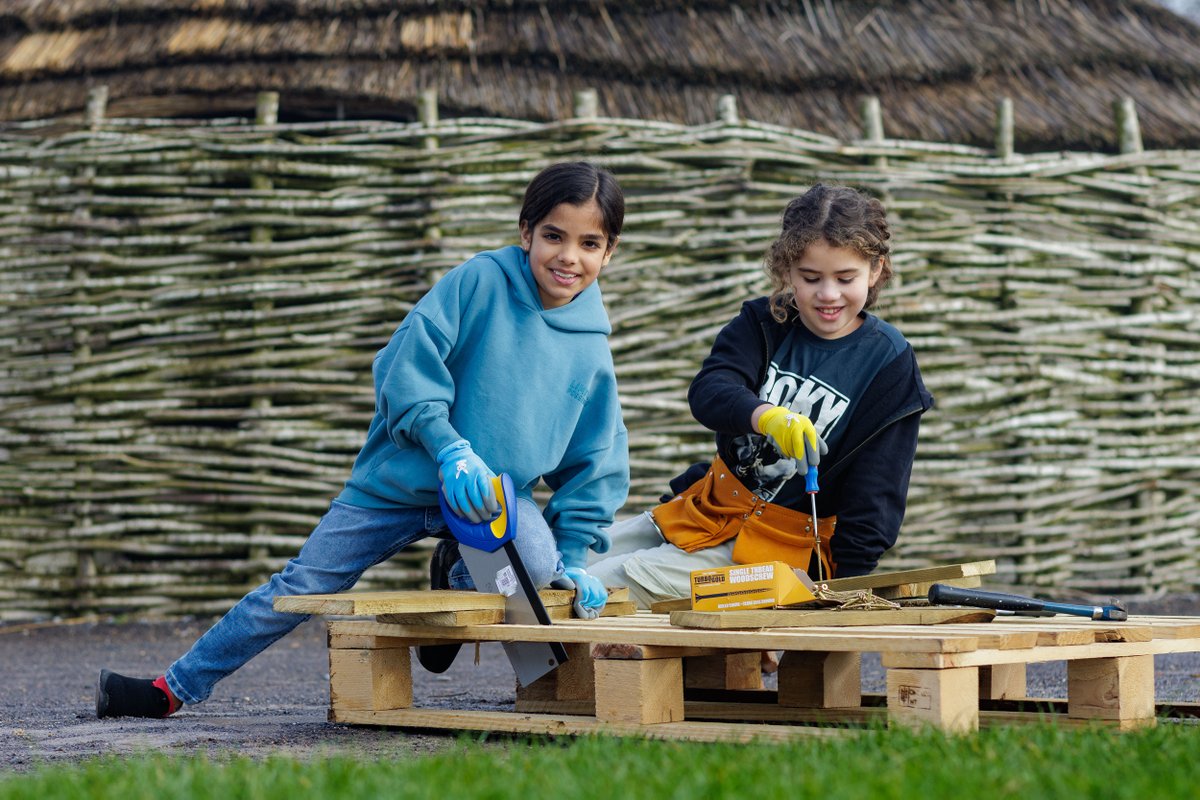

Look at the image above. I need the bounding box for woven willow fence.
[2,100,1199,620]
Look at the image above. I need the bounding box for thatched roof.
[2,0,1199,151]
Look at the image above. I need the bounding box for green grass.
[3,724,1196,800]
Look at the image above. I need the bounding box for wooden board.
[275,590,503,616]
[646,562,996,613]
[377,609,504,626]
[330,707,845,743]
[275,587,631,620]
[671,608,996,630]
[823,561,996,592]
[872,575,983,600]
[549,600,638,620]
[650,597,691,613]
[332,617,987,654]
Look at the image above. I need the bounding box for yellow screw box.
[689,561,817,611]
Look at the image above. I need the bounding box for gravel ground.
[2,596,1197,773]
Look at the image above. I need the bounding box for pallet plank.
[377,609,504,626]
[330,707,847,742]
[278,590,503,616]
[873,575,983,600]
[332,618,985,654]
[591,643,748,660]
[882,635,1200,669]
[646,562,997,613]
[823,561,996,592]
[671,608,996,629]
[276,588,632,619]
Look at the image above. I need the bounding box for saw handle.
[438,473,516,554]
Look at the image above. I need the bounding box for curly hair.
[763,183,893,322]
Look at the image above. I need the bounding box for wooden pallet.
[278,591,1200,739]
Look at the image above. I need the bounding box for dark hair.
[519,161,624,249]
[763,183,894,322]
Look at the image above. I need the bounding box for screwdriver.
[806,464,824,582]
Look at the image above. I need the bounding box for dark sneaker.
[416,539,464,674]
[96,670,179,718]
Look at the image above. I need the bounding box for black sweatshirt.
[672,298,934,577]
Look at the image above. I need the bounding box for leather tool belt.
[650,456,837,577]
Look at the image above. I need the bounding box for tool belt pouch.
[651,457,836,575]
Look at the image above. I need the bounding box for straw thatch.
[2,0,1200,151]
[2,96,1199,620]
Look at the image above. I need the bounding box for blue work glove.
[436,439,500,524]
[551,567,608,620]
[757,406,829,472]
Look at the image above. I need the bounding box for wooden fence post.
[1114,97,1143,155]
[1114,96,1161,584]
[86,85,108,132]
[573,89,599,120]
[71,85,110,614]
[859,95,887,169]
[419,88,439,151]
[715,95,749,228]
[416,88,444,280]
[248,92,279,574]
[716,94,738,125]
[995,97,1014,161]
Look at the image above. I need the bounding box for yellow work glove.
[757,406,828,472]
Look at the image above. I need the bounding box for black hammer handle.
[928,584,1128,621]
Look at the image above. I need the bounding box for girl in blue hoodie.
[98,162,630,718]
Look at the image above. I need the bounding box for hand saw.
[438,473,568,685]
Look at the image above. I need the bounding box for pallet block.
[778,650,861,708]
[595,658,684,724]
[1067,655,1155,728]
[887,666,979,733]
[292,590,1200,740]
[515,642,597,712]
[683,652,764,691]
[979,663,1027,700]
[328,640,413,713]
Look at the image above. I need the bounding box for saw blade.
[458,541,568,685]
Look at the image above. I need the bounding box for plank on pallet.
[275,587,633,620]
[671,607,996,629]
[647,561,997,612]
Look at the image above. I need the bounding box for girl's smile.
[789,238,882,339]
[520,199,616,309]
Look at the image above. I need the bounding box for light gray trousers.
[588,511,736,609]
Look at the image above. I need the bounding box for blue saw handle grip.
[805,464,819,494]
[438,472,516,554]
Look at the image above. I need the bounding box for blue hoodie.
[337,245,629,567]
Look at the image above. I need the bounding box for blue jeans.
[165,497,561,705]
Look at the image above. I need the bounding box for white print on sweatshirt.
[759,363,849,439]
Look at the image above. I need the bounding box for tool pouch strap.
[650,456,836,576]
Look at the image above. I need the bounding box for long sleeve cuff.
[412,415,461,461]
[556,536,592,570]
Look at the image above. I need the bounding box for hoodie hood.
[489,245,612,335]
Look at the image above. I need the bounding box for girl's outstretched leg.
[97,501,441,717]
